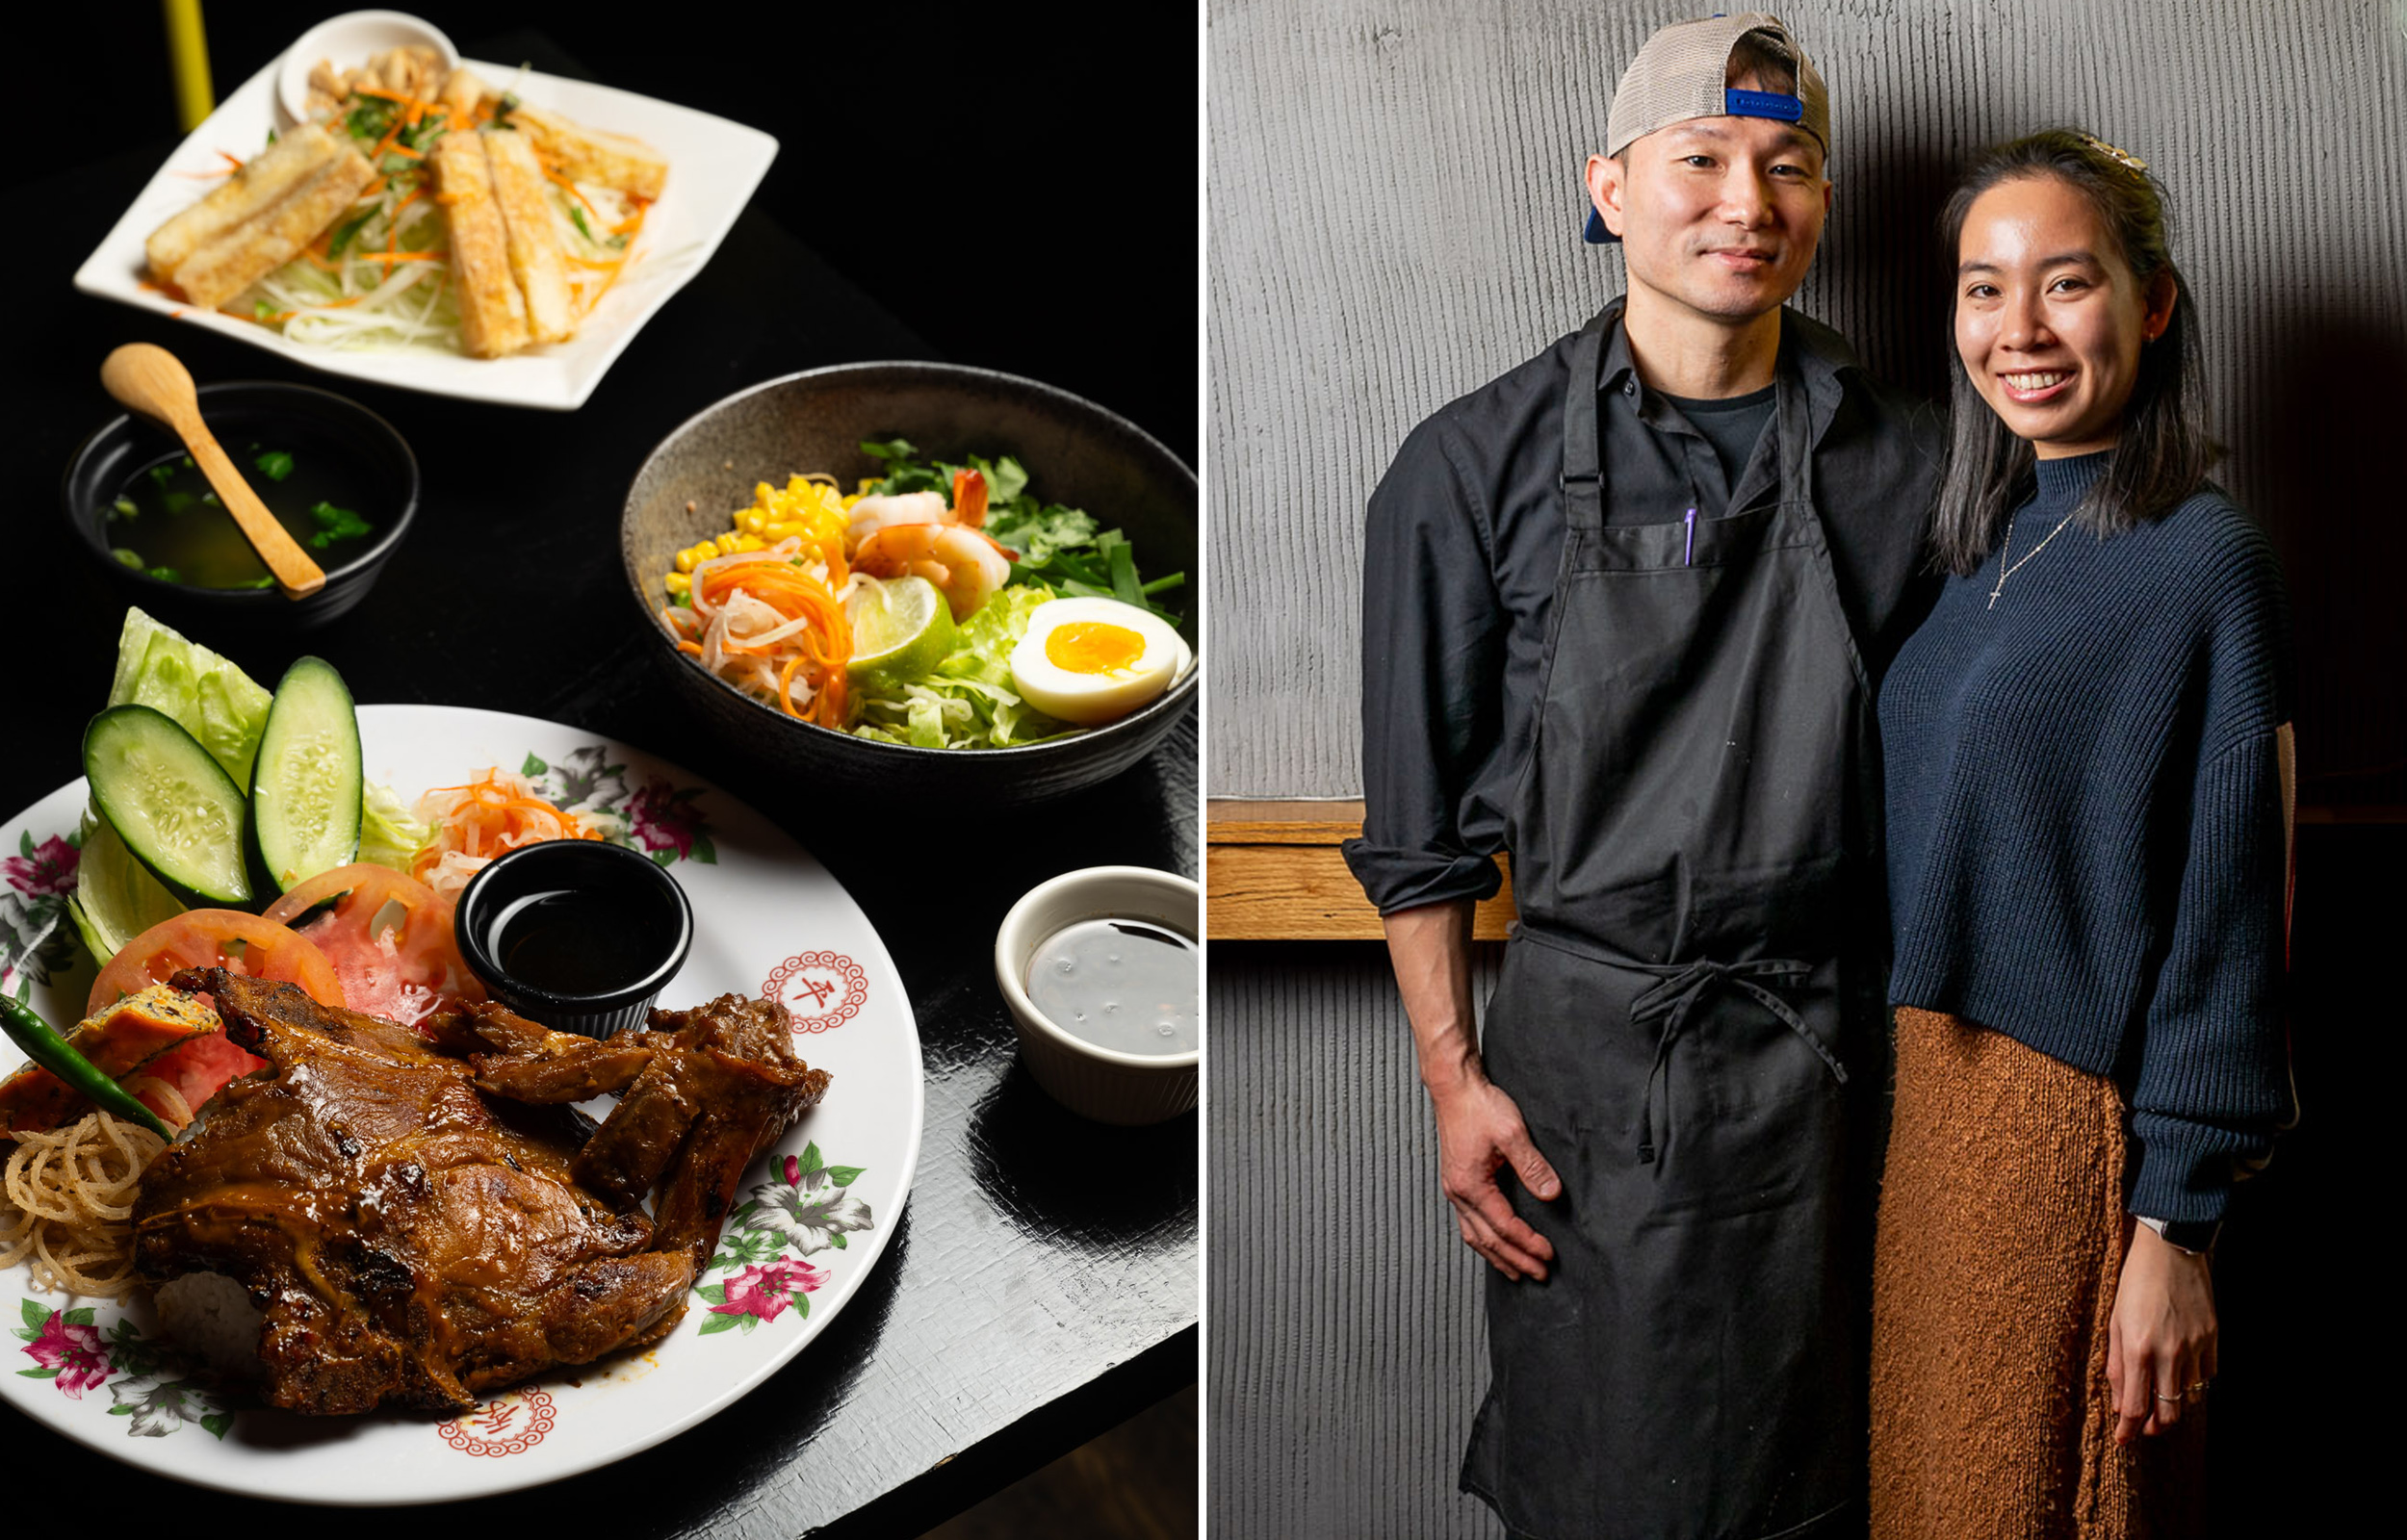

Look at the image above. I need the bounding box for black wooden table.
[0,39,1198,1537]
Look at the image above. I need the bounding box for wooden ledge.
[1206,799,1516,940]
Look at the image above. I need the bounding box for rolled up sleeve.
[1342,419,1511,914]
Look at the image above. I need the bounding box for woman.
[1869,130,2293,1538]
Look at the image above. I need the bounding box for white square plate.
[72,55,777,411]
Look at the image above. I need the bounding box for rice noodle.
[0,1112,168,1298]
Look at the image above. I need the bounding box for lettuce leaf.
[357,781,431,871]
[106,607,274,786]
[65,810,185,963]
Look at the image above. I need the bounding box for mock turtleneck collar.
[2032,449,2111,509]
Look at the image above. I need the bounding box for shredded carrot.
[409,770,606,894]
[355,251,442,263]
[686,558,854,726]
[544,166,599,216]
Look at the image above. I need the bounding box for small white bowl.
[276,11,460,126]
[995,866,1199,1125]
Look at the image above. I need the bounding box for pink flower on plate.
[3,834,78,897]
[712,1257,832,1322]
[626,780,694,860]
[24,1312,110,1399]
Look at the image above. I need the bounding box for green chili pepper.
[0,995,172,1139]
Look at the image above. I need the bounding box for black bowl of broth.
[62,381,417,631]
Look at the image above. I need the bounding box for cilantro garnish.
[307,500,374,549]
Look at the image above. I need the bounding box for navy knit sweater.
[1879,453,2292,1223]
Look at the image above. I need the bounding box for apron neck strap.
[1560,313,1609,532]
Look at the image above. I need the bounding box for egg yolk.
[1045,621,1147,676]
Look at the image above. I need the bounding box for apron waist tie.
[1628,957,1847,1164]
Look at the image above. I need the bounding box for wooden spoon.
[99,344,327,600]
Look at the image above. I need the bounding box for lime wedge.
[846,575,957,687]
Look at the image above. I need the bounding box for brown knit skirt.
[1869,1008,2206,1540]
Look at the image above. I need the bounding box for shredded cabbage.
[850,584,1079,749]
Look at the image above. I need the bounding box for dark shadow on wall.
[1810,144,1963,407]
[2207,823,2397,1535]
[2252,316,2407,806]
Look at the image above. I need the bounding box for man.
[1342,14,1940,1539]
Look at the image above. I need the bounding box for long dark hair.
[1929,130,2218,576]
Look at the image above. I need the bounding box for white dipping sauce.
[1023,917,1198,1056]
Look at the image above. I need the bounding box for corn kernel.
[739,510,767,534]
[664,571,690,595]
[675,548,701,573]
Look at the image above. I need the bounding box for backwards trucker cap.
[1585,12,1829,244]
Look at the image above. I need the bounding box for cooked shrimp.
[845,491,947,553]
[951,467,989,528]
[852,523,1016,620]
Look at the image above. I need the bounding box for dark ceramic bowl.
[61,381,418,633]
[455,839,696,1040]
[620,363,1198,806]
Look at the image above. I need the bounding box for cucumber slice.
[83,705,253,908]
[249,656,364,894]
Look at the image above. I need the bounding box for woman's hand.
[2107,1223,2218,1446]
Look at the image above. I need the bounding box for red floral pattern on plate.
[437,1386,557,1456]
[762,951,867,1033]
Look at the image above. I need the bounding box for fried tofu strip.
[482,128,575,344]
[429,131,529,358]
[145,121,345,278]
[506,102,667,200]
[437,66,486,124]
[167,144,377,310]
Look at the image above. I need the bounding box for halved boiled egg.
[1008,597,1190,727]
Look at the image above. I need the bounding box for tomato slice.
[261,863,485,1026]
[88,910,346,1016]
[125,1033,271,1126]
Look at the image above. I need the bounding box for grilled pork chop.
[133,972,825,1417]
[431,993,831,1263]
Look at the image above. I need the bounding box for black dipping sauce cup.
[455,840,695,1039]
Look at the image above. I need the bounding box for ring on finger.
[2186,1379,2211,1398]
[2153,1391,2181,1404]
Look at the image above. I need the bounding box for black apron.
[1462,311,1888,1540]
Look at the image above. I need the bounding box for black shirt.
[1344,299,1945,914]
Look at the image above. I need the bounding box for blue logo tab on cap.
[1724,88,1803,122]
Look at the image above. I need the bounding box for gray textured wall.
[1208,943,1506,1539]
[1206,0,2407,802]
[1206,2,2407,1535]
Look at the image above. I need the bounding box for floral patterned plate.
[0,705,922,1503]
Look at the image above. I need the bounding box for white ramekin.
[994,865,1199,1125]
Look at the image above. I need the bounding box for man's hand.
[1431,1074,1562,1280]
[1381,899,1564,1283]
[2107,1222,2217,1446]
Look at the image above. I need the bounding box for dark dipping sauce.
[1023,918,1199,1056]
[105,424,377,588]
[481,888,669,995]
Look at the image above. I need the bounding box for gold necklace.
[1986,508,2079,609]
